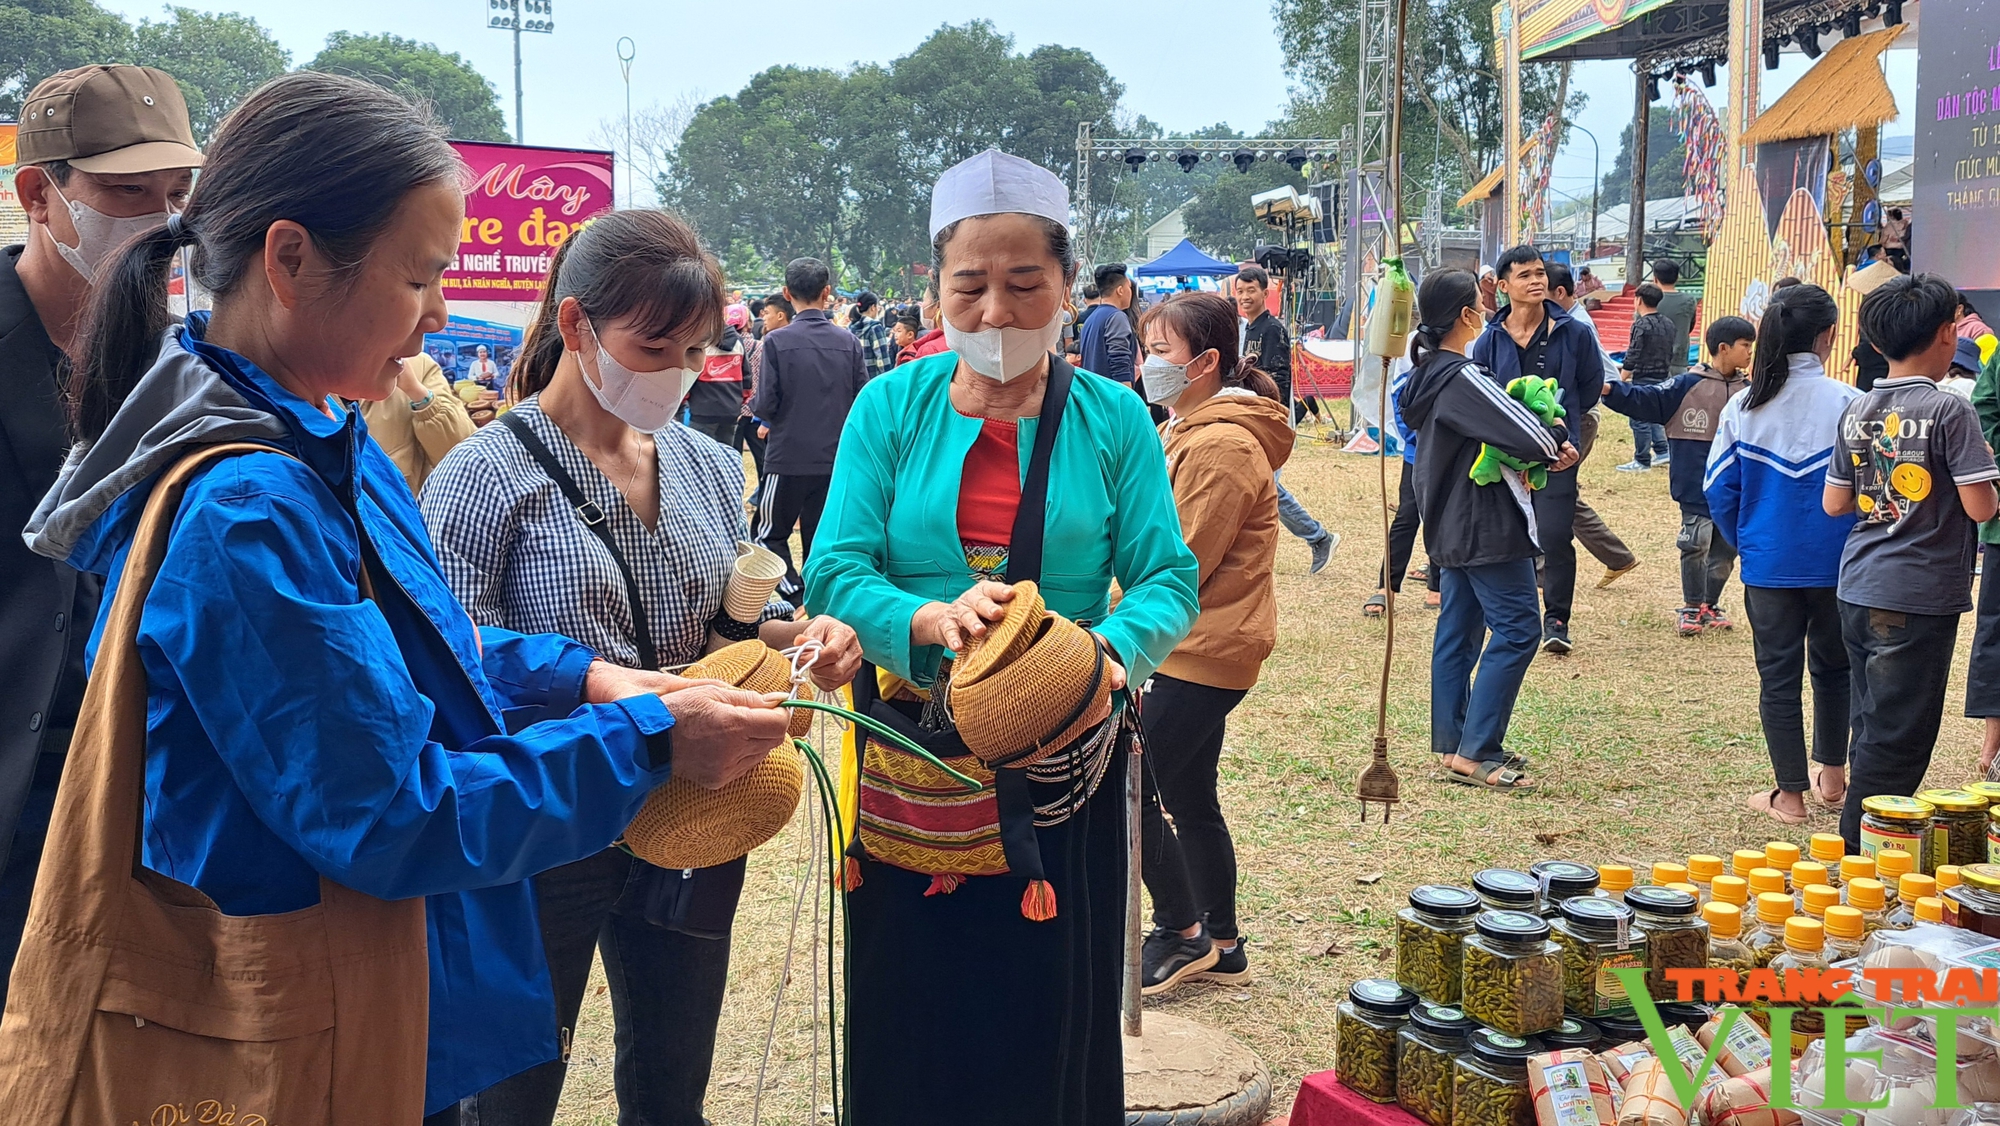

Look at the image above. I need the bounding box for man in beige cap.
[0,64,201,1003]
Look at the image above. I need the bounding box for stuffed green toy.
[1468,375,1565,489]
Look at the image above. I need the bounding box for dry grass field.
[553,429,1991,1124]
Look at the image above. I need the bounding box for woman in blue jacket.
[1704,284,1857,825]
[22,72,789,1121]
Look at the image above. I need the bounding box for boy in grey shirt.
[1824,273,2000,849]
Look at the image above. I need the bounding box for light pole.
[486,0,555,144]
[1566,122,1602,257]
[617,37,635,207]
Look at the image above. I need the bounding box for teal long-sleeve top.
[804,352,1200,687]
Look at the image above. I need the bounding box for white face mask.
[44,181,174,282]
[944,312,1064,383]
[1140,355,1189,407]
[578,320,698,432]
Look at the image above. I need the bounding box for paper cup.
[724,541,787,622]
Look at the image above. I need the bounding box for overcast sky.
[105,1,1920,217]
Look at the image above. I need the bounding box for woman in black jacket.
[1397,269,1577,792]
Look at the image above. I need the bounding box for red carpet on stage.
[1287,1071,1429,1126]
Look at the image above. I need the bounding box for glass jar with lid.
[1860,795,1935,863]
[1549,896,1646,1017]
[1626,885,1707,1002]
[1710,874,1749,909]
[1873,849,1915,907]
[1397,884,1482,1004]
[1844,877,1888,930]
[1809,834,1846,886]
[1943,862,2000,937]
[1765,841,1802,873]
[1747,892,1796,968]
[1596,864,1634,897]
[1760,918,1829,1058]
[1968,781,2000,807]
[1590,1011,1647,1045]
[1541,1017,1600,1053]
[1452,1028,1541,1126]
[1337,978,1418,1102]
[1703,901,1755,976]
[1529,860,1601,917]
[1882,874,1937,930]
[1473,868,1540,914]
[1461,910,1563,1037]
[1686,854,1725,901]
[1916,788,1987,871]
[1397,1001,1473,1126]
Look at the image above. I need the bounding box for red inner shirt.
[956,416,1022,548]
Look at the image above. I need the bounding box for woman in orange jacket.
[1133,291,1294,996]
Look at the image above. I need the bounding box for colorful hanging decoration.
[1521,113,1560,235]
[1674,78,1728,242]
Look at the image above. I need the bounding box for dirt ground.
[552,427,1990,1124]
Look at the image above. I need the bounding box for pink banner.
[446,140,614,301]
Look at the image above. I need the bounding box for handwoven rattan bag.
[948,581,1110,768]
[621,641,809,870]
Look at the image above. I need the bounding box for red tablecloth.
[1291,344,1353,400]
[1288,1070,1430,1126]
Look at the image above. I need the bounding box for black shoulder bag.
[500,410,745,937]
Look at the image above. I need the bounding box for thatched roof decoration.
[1743,24,1906,145]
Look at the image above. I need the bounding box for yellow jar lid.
[1598,864,1635,892]
[1703,901,1743,937]
[1809,833,1846,862]
[1785,916,1825,950]
[1861,795,1936,821]
[1847,877,1887,910]
[1766,841,1802,869]
[1687,854,1725,881]
[1652,861,1689,885]
[1918,787,1988,813]
[1962,864,2000,893]
[1875,849,1916,878]
[1841,855,1877,881]
[1823,905,1865,940]
[1710,874,1749,906]
[1936,865,1963,890]
[1731,849,1767,877]
[1801,884,1842,917]
[1791,861,1830,889]
[1899,873,1938,901]
[1757,891,1797,924]
[1748,867,1788,897]
[1967,782,2000,805]
[1916,896,1946,923]
[1664,882,1701,898]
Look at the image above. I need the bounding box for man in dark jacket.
[688,320,748,445]
[1077,263,1137,381]
[0,65,200,1001]
[1235,264,1338,573]
[1470,245,1605,655]
[750,256,867,602]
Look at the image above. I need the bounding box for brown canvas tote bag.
[0,443,431,1124]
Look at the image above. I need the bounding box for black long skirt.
[844,749,1128,1126]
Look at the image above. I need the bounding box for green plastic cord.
[778,697,982,791]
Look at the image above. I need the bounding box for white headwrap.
[927,149,1071,240]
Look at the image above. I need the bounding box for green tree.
[132,7,289,143]
[1598,111,1689,208]
[0,0,131,119]
[1180,159,1307,261]
[306,31,507,142]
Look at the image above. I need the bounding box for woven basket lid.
[949,580,1110,766]
[621,640,808,869]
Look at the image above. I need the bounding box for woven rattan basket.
[948,580,1110,768]
[622,641,809,870]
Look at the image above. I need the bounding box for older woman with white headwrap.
[805,150,1199,1124]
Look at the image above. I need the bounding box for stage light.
[1647,73,1661,101]
[1233,147,1256,173]
[1884,0,1902,25]
[1284,146,1309,172]
[1794,25,1821,58]
[1175,147,1200,173]
[1124,147,1148,173]
[1841,9,1862,36]
[1764,40,1781,68]
[1700,61,1717,87]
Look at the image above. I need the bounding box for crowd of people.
[1,58,1997,1126]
